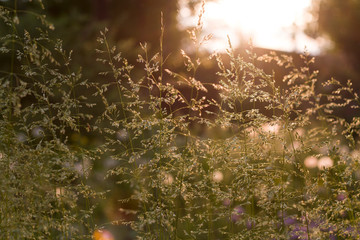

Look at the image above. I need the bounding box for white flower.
[163,173,174,185]
[304,156,318,169]
[16,132,27,142]
[56,187,64,198]
[351,150,360,159]
[317,156,333,170]
[116,129,129,141]
[32,126,44,138]
[212,170,224,182]
[262,122,280,134]
[291,141,301,150]
[245,127,258,138]
[294,128,305,137]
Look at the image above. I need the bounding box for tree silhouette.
[307,0,360,67]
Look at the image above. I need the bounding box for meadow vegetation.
[1,1,360,239]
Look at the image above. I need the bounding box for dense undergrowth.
[1,1,360,239]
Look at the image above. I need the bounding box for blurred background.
[1,0,359,239]
[2,0,359,81]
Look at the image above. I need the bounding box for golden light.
[179,0,323,53]
[93,229,114,240]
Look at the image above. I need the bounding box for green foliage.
[1,2,360,240]
[0,3,97,239]
[95,10,360,239]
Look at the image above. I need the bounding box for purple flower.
[336,193,347,201]
[231,213,241,222]
[246,220,255,230]
[230,206,244,222]
[223,198,231,206]
[284,217,297,226]
[235,206,245,214]
[289,225,308,240]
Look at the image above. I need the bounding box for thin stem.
[305,211,311,240]
[102,31,152,234]
[207,198,213,240]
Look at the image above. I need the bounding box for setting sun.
[180,0,322,53]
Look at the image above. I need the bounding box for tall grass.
[1,1,360,239]
[0,2,97,239]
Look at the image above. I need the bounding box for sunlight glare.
[179,0,323,53]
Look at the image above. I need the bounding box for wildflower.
[16,132,27,142]
[284,217,297,226]
[212,170,223,182]
[116,129,128,141]
[32,126,44,138]
[317,156,333,170]
[245,127,258,138]
[55,187,64,198]
[304,156,318,169]
[290,141,301,150]
[163,173,174,185]
[262,122,280,134]
[223,198,231,206]
[246,220,255,230]
[294,128,305,137]
[231,206,244,222]
[336,192,347,201]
